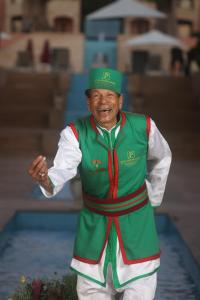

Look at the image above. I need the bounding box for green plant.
[11,274,78,300]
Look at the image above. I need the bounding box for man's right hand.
[28,155,53,195]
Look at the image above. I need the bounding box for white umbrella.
[127,30,185,48]
[0,32,11,40]
[87,0,166,20]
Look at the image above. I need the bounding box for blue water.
[0,213,200,299]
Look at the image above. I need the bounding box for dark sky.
[81,0,169,17]
[81,0,114,30]
[81,0,114,17]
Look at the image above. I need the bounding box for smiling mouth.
[97,108,112,113]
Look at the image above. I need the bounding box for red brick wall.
[0,0,5,31]
[197,0,200,30]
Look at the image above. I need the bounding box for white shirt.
[40,118,172,286]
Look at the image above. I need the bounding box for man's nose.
[99,95,107,103]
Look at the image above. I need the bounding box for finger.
[39,163,48,180]
[31,157,47,178]
[40,163,48,174]
[28,155,44,174]
[32,157,46,177]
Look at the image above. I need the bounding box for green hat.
[86,68,123,95]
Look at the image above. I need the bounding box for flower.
[20,275,26,284]
[32,279,42,300]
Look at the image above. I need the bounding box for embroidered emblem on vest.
[127,150,135,160]
[120,150,139,166]
[90,160,106,174]
[92,159,102,168]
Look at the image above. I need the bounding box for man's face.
[87,89,123,130]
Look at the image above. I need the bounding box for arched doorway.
[54,16,73,32]
[130,19,149,35]
[177,20,192,38]
[11,16,23,32]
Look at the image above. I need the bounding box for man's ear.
[119,94,123,110]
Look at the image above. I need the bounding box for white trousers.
[77,267,157,300]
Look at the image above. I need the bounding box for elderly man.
[28,68,171,300]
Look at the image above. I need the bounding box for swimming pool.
[0,212,200,299]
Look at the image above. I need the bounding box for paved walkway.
[0,154,200,266]
[0,156,82,230]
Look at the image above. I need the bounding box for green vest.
[70,112,160,264]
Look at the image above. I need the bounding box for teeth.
[98,109,111,112]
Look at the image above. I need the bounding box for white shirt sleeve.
[40,126,82,197]
[146,119,172,207]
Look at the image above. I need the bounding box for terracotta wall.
[0,32,84,73]
[0,0,5,31]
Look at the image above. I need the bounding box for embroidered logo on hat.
[86,68,123,94]
[102,71,111,81]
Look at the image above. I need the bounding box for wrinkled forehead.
[86,88,120,98]
[91,89,116,94]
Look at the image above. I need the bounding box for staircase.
[0,70,70,156]
[128,75,200,159]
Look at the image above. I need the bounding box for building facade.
[175,0,200,37]
[3,0,81,33]
[0,0,83,73]
[46,0,80,34]
[85,0,200,74]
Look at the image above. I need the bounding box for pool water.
[157,235,199,299]
[0,212,200,299]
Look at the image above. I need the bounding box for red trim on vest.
[90,115,99,134]
[146,115,151,138]
[108,150,114,198]
[69,123,79,141]
[90,112,126,134]
[120,112,126,129]
[85,193,147,211]
[73,217,113,264]
[83,183,146,204]
[73,255,98,264]
[84,197,148,217]
[114,217,161,264]
[113,149,118,198]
